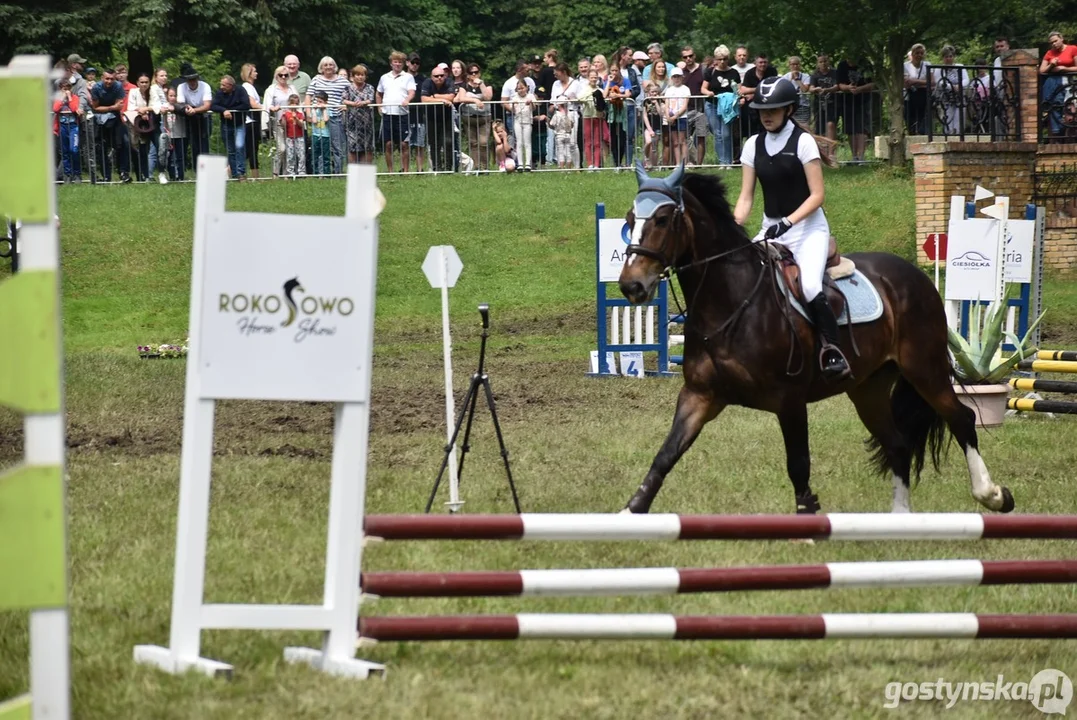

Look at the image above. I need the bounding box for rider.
[732,75,851,382]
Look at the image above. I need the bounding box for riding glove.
[764,217,793,240]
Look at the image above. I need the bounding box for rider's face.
[758,107,787,132]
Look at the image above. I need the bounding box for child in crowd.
[85,67,97,91]
[492,120,517,172]
[156,87,178,184]
[642,82,663,168]
[578,70,605,170]
[508,79,535,170]
[663,68,690,166]
[548,101,578,169]
[53,78,82,182]
[309,90,331,175]
[281,93,307,176]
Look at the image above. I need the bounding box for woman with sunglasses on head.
[456,63,492,171]
[263,66,296,177]
[733,76,849,382]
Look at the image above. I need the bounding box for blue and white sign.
[1004,219,1034,284]
[598,218,631,282]
[589,350,617,374]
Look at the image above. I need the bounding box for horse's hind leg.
[624,386,725,513]
[898,345,1015,513]
[847,365,913,512]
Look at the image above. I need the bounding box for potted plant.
[948,293,1044,427]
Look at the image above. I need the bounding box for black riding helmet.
[749,76,799,109]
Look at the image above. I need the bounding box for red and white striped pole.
[364,513,1077,542]
[360,560,1077,597]
[358,614,1077,642]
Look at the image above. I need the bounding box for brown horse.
[617,165,1014,515]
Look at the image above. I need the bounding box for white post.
[422,246,465,513]
[439,250,462,512]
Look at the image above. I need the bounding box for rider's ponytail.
[786,106,838,168]
[793,117,839,168]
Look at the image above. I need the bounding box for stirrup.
[819,344,852,382]
[795,493,821,515]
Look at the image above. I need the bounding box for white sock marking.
[966,447,1003,510]
[891,472,911,513]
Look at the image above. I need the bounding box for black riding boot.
[807,294,852,382]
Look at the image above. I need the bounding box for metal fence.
[923,64,1020,142]
[50,91,903,183]
[1033,162,1077,217]
[1039,72,1077,143]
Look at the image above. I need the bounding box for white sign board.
[1004,219,1034,284]
[422,245,463,288]
[619,351,645,378]
[944,217,1002,302]
[598,218,631,282]
[197,211,375,402]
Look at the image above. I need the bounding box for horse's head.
[619,162,692,304]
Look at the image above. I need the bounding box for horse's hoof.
[999,487,1015,513]
[618,507,633,515]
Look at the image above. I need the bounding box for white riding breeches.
[754,207,830,300]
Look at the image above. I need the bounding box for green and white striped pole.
[0,55,70,720]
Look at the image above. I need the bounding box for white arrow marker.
[422,246,465,512]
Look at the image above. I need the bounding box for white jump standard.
[133,157,385,679]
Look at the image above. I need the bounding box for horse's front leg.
[623,387,725,513]
[777,401,819,514]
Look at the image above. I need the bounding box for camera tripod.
[425,303,521,514]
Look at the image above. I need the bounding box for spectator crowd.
[46,32,1057,182]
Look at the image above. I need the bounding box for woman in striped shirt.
[306,56,351,173]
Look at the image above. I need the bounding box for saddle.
[769,236,856,318]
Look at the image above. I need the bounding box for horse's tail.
[867,374,946,482]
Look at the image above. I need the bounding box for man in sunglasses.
[421,63,456,171]
[680,46,708,165]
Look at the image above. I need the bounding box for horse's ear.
[635,160,649,187]
[666,160,686,189]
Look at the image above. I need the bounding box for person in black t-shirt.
[535,50,558,167]
[406,53,427,171]
[421,66,456,171]
[836,57,874,161]
[702,45,741,165]
[738,54,778,146]
[733,76,850,382]
[809,54,839,161]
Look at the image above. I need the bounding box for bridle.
[624,187,756,279]
[623,187,682,272]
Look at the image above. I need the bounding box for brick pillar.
[1003,49,1040,143]
[911,143,949,264]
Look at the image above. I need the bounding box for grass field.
[2,166,1077,719]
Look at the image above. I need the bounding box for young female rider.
[732,75,851,382]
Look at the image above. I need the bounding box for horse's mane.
[681,172,751,244]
